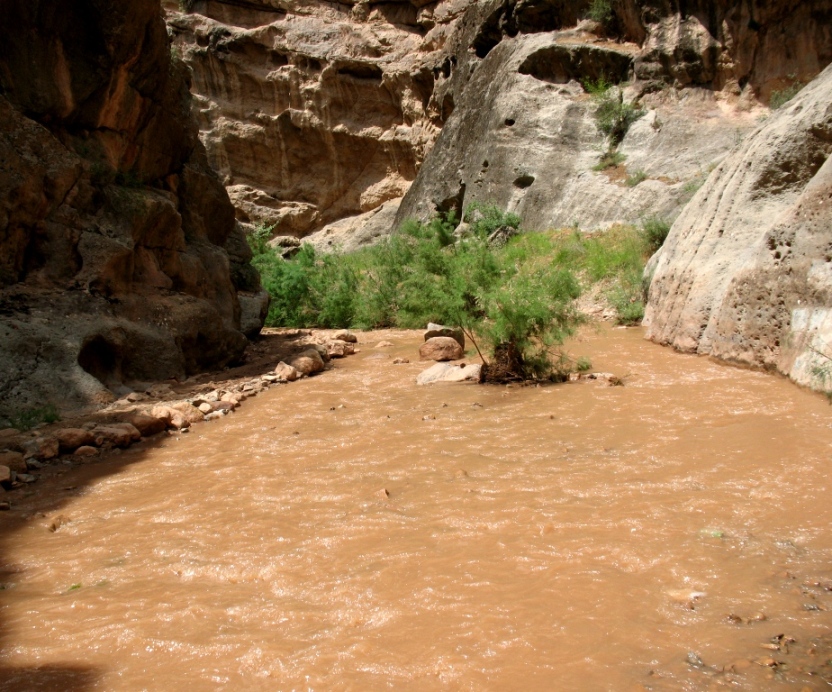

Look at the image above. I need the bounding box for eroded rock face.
[169,0,832,244]
[165,0,470,239]
[0,0,264,417]
[396,0,832,231]
[644,63,832,390]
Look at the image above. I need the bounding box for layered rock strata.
[644,63,832,389]
[0,0,266,417]
[168,0,832,243]
[165,0,470,243]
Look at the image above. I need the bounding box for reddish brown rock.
[290,349,326,376]
[419,337,464,362]
[56,428,96,453]
[169,402,206,425]
[22,437,59,461]
[93,424,142,448]
[74,446,99,458]
[129,413,168,437]
[274,362,300,382]
[0,451,26,473]
[326,341,355,358]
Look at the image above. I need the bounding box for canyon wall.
[169,0,832,246]
[644,63,832,390]
[0,0,267,416]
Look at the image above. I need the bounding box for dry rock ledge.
[0,329,358,502]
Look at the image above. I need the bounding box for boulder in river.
[420,337,464,362]
[416,362,483,385]
[425,323,465,349]
[274,361,301,382]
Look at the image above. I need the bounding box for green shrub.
[589,89,643,146]
[3,404,60,431]
[625,169,647,187]
[593,150,626,171]
[770,80,803,109]
[640,216,671,253]
[586,0,614,26]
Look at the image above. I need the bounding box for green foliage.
[465,203,521,238]
[770,78,803,109]
[3,404,60,431]
[640,216,671,253]
[247,222,275,256]
[589,87,643,146]
[625,169,647,187]
[593,150,626,171]
[586,0,614,26]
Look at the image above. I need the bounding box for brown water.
[2,327,832,691]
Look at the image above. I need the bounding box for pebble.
[0,501,10,511]
[376,488,390,499]
[17,474,37,483]
[74,446,98,457]
[392,357,410,364]
[375,341,394,348]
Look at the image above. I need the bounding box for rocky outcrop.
[0,0,265,418]
[397,0,832,230]
[165,0,470,240]
[644,63,832,390]
[168,0,832,244]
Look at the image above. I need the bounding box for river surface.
[1,327,831,690]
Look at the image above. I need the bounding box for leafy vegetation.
[586,0,614,27]
[770,77,804,109]
[593,150,626,171]
[2,404,60,431]
[584,78,644,147]
[625,169,647,187]
[250,208,661,379]
[640,216,671,253]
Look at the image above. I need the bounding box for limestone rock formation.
[644,63,832,390]
[0,0,265,418]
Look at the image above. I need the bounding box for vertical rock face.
[644,63,832,389]
[165,0,470,242]
[396,0,832,231]
[0,0,265,415]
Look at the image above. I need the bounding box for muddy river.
[1,327,831,690]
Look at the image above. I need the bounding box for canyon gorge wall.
[168,0,832,247]
[0,0,267,416]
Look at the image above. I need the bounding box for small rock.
[0,465,10,484]
[169,402,205,425]
[290,349,325,376]
[419,337,464,362]
[0,501,9,510]
[0,450,27,473]
[423,414,436,421]
[25,459,44,470]
[73,446,98,458]
[261,374,279,383]
[333,330,358,343]
[220,392,241,405]
[204,390,220,402]
[392,357,410,364]
[204,411,227,421]
[274,361,301,382]
[22,437,59,461]
[93,423,141,448]
[198,403,213,414]
[376,488,390,499]
[126,392,147,403]
[326,340,355,358]
[16,473,36,484]
[129,413,168,437]
[55,428,95,453]
[425,323,465,349]
[375,341,394,348]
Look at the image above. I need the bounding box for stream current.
[1,327,831,690]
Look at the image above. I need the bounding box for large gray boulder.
[644,63,832,390]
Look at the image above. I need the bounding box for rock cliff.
[168,0,832,244]
[0,0,266,417]
[644,62,832,390]
[165,0,469,245]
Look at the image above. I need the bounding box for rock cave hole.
[78,335,123,387]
